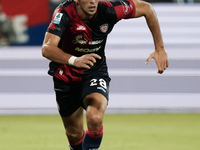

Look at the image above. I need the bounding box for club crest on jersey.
[53,13,63,24]
[100,24,108,33]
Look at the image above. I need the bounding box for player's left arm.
[132,0,169,74]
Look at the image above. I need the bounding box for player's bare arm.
[42,32,101,69]
[133,0,169,74]
[42,32,70,64]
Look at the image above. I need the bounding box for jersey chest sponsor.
[75,46,101,53]
[72,35,103,45]
[72,34,103,53]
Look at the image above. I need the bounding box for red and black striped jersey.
[47,0,136,84]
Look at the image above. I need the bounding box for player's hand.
[145,49,169,74]
[74,53,101,69]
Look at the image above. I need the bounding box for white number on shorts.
[90,79,98,86]
[99,78,107,89]
[90,78,107,89]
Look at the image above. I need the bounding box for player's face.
[77,0,99,20]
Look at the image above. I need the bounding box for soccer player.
[42,0,168,149]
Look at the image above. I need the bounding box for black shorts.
[53,76,110,117]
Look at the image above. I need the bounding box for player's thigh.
[83,92,108,112]
[83,93,108,130]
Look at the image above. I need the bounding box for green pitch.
[0,113,200,150]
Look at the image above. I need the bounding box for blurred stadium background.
[0,0,200,115]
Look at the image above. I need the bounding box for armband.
[68,56,77,66]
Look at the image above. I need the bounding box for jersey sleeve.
[47,8,70,38]
[111,0,136,22]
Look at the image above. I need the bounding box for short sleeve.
[111,0,136,21]
[47,8,70,38]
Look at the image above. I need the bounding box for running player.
[42,0,169,149]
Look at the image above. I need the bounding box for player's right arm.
[42,32,101,69]
[42,32,70,64]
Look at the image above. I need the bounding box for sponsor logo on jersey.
[100,24,108,33]
[77,25,86,31]
[73,35,88,44]
[89,40,103,45]
[73,35,104,45]
[53,13,63,24]
[75,46,101,53]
